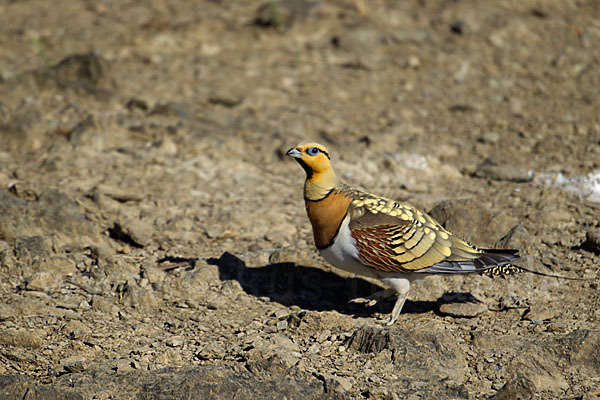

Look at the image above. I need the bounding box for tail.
[484,259,586,281]
[420,248,585,280]
[421,248,519,274]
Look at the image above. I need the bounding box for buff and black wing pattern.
[344,189,518,274]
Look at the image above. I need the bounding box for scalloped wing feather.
[346,193,517,273]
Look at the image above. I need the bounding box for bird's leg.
[349,288,397,307]
[383,291,408,325]
[379,277,411,325]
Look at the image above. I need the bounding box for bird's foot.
[349,288,397,307]
[379,315,398,326]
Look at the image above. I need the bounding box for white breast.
[318,214,380,280]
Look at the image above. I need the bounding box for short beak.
[286,147,302,158]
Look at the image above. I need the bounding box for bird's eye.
[307,147,320,156]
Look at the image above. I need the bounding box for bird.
[286,141,519,325]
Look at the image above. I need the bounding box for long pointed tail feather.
[419,248,585,280]
[422,248,519,274]
[485,263,586,281]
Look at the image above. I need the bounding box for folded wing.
[348,199,518,273]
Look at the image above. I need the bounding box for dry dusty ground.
[0,0,599,399]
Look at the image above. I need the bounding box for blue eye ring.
[307,147,320,156]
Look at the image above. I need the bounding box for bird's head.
[286,142,340,200]
[286,142,332,177]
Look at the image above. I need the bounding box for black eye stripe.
[305,147,330,158]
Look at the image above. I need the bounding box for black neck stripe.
[305,188,335,202]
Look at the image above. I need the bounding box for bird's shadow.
[207,252,442,319]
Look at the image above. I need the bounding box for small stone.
[109,218,152,247]
[0,172,10,188]
[56,301,80,310]
[490,376,536,400]
[0,303,16,321]
[454,61,470,83]
[510,98,524,114]
[583,230,600,253]
[277,320,288,331]
[450,20,464,34]
[479,131,500,144]
[407,55,421,68]
[63,310,83,320]
[153,137,177,155]
[2,348,35,362]
[523,304,556,321]
[95,184,144,202]
[0,329,45,349]
[546,321,570,333]
[196,342,226,360]
[114,358,134,372]
[307,343,320,354]
[14,235,53,259]
[26,272,59,293]
[62,320,91,339]
[166,336,185,347]
[320,373,353,393]
[123,286,159,311]
[254,0,316,28]
[269,309,289,319]
[392,29,429,43]
[495,224,530,250]
[317,329,331,343]
[270,333,301,353]
[476,162,533,183]
[439,294,487,318]
[347,326,391,353]
[64,360,86,373]
[91,295,117,313]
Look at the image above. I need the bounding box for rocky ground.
[0,0,599,398]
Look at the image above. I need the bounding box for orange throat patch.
[305,190,353,249]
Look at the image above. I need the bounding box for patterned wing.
[347,194,511,273]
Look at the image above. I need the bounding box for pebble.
[62,320,91,339]
[320,373,353,393]
[196,342,226,360]
[439,301,487,318]
[0,329,46,349]
[26,272,59,293]
[317,330,331,343]
[165,336,185,347]
[479,131,501,144]
[490,376,536,400]
[307,343,320,354]
[584,230,600,253]
[111,218,152,247]
[476,163,533,183]
[113,358,134,372]
[64,360,86,373]
[276,320,288,331]
[523,305,556,321]
[392,28,429,43]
